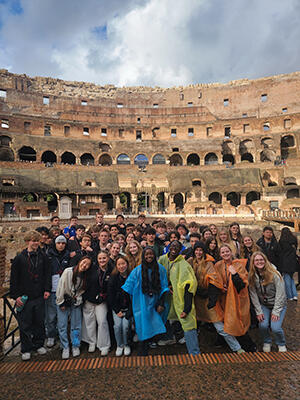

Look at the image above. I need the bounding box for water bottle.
[16,295,28,312]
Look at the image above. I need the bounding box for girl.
[109,241,121,267]
[116,234,126,253]
[205,237,220,262]
[125,240,143,270]
[81,250,113,356]
[202,228,213,242]
[125,232,135,245]
[122,247,169,356]
[229,222,243,257]
[217,229,237,257]
[278,227,298,301]
[56,256,92,359]
[209,224,219,238]
[107,256,132,356]
[249,251,287,352]
[240,235,261,268]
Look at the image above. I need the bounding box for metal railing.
[1,290,20,357]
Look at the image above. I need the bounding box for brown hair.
[125,240,143,271]
[248,251,282,287]
[24,231,41,242]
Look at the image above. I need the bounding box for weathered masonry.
[1,69,300,217]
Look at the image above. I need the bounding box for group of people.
[10,212,299,361]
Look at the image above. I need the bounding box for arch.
[80,153,94,166]
[23,192,38,202]
[260,149,275,162]
[205,153,218,165]
[208,192,222,204]
[0,147,14,161]
[119,192,131,211]
[287,189,300,199]
[61,151,76,165]
[18,146,36,161]
[134,154,149,167]
[152,153,166,165]
[226,192,241,207]
[117,153,130,165]
[222,154,235,165]
[169,154,183,166]
[284,177,297,185]
[0,135,12,146]
[174,193,184,210]
[241,153,254,163]
[102,194,114,210]
[157,192,165,212]
[246,191,261,204]
[138,192,150,211]
[44,193,58,212]
[187,153,200,166]
[99,154,112,166]
[239,139,254,155]
[192,180,201,187]
[261,137,274,148]
[41,150,57,164]
[281,135,295,148]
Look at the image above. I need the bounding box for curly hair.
[141,247,161,296]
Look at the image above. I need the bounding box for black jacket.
[107,272,131,314]
[83,263,113,304]
[279,240,299,274]
[47,247,70,276]
[10,248,51,300]
[256,236,280,267]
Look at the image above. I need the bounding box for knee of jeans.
[270,323,282,333]
[259,320,269,330]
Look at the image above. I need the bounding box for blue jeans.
[259,305,286,346]
[112,311,130,347]
[213,321,241,352]
[184,329,200,355]
[283,273,298,299]
[45,293,57,339]
[57,304,82,349]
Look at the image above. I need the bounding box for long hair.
[205,237,220,261]
[248,251,282,287]
[217,229,236,255]
[279,227,297,246]
[72,256,92,291]
[125,240,143,270]
[229,222,243,243]
[141,247,161,295]
[111,255,130,277]
[240,235,260,259]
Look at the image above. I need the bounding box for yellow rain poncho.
[159,254,197,331]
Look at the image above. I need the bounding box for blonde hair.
[248,251,282,286]
[125,240,142,271]
[24,231,41,242]
[240,235,260,258]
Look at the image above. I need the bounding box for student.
[229,222,243,257]
[36,226,51,255]
[63,216,78,238]
[256,226,280,267]
[159,241,200,355]
[188,221,200,235]
[70,233,95,266]
[87,225,101,254]
[125,240,143,270]
[116,234,126,253]
[50,216,61,230]
[249,252,287,352]
[45,235,70,348]
[122,247,169,356]
[175,224,190,248]
[144,227,164,258]
[240,236,261,269]
[109,241,121,268]
[205,237,220,262]
[116,214,126,235]
[137,213,148,230]
[209,224,219,238]
[95,212,104,229]
[217,229,237,257]
[10,231,51,361]
[99,229,111,251]
[56,256,92,359]
[107,256,132,356]
[110,224,120,242]
[68,225,86,255]
[81,250,113,356]
[180,233,200,259]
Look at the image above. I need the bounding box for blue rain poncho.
[122,263,169,341]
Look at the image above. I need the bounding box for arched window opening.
[169,154,183,166]
[102,194,114,210]
[138,192,150,212]
[152,154,166,165]
[41,151,57,164]
[281,135,295,160]
[281,135,295,148]
[287,189,300,199]
[18,146,36,162]
[119,192,131,212]
[80,153,94,166]
[226,192,241,207]
[23,192,38,202]
[0,135,11,146]
[204,153,218,165]
[260,150,275,162]
[0,148,14,161]
[208,192,222,205]
[192,180,201,187]
[117,154,130,165]
[174,193,184,210]
[246,191,261,204]
[44,193,58,212]
[284,177,297,186]
[99,154,112,166]
[187,153,200,166]
[222,154,235,165]
[157,192,165,212]
[61,152,76,165]
[241,153,254,163]
[134,154,149,167]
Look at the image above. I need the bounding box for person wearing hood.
[45,235,70,348]
[159,240,200,355]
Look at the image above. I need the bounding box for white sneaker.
[62,348,70,359]
[178,337,186,345]
[88,344,96,353]
[46,338,55,348]
[21,352,31,361]
[124,346,131,356]
[278,345,287,352]
[115,347,123,357]
[101,348,109,357]
[37,346,47,355]
[72,347,80,357]
[157,338,176,346]
[263,343,271,352]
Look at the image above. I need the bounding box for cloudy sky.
[0,0,299,87]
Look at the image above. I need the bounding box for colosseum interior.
[1,69,300,220]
